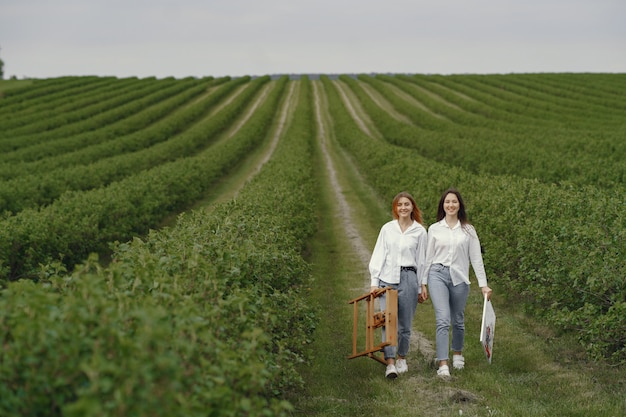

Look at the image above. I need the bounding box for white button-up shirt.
[369,219,427,287]
[422,219,488,287]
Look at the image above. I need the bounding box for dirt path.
[213,81,297,203]
[375,81,449,121]
[358,81,415,125]
[245,81,298,181]
[312,81,372,268]
[312,79,436,362]
[399,80,467,112]
[161,80,296,224]
[205,83,247,115]
[223,82,273,139]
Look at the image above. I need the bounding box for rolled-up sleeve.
[369,229,387,287]
[414,230,427,287]
[421,226,437,286]
[468,226,488,287]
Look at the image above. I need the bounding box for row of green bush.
[321,75,626,365]
[0,77,149,133]
[0,77,219,167]
[0,76,317,416]
[0,77,255,214]
[354,74,625,190]
[0,78,174,144]
[407,73,626,128]
[473,73,626,118]
[0,76,284,281]
[0,76,116,109]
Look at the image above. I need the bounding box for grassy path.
[289,79,626,417]
[288,80,454,416]
[286,80,392,415]
[153,76,624,416]
[160,79,297,226]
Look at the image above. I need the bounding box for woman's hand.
[370,286,378,293]
[481,286,493,301]
[418,284,428,303]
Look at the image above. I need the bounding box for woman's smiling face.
[396,197,413,219]
[443,193,460,217]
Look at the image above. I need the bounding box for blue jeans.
[428,264,470,362]
[379,269,419,360]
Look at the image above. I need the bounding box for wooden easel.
[347,287,398,365]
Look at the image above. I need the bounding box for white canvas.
[480,296,496,363]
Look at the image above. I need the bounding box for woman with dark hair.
[421,188,493,378]
[369,191,428,379]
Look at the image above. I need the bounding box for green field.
[0,74,624,416]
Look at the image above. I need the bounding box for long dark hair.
[436,188,469,225]
[436,188,484,252]
[392,191,423,225]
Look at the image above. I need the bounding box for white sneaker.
[453,354,465,370]
[437,365,450,378]
[385,364,398,379]
[396,358,408,374]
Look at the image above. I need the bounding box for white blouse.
[422,219,488,287]
[369,219,427,287]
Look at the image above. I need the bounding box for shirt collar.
[396,219,418,231]
[439,218,461,230]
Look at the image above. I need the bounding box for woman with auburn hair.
[369,191,428,379]
[421,188,493,379]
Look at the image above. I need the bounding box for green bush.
[321,74,626,365]
[0,76,318,415]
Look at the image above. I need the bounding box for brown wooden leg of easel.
[347,288,398,365]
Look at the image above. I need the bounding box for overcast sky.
[1,0,625,79]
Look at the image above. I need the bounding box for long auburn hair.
[436,188,469,225]
[392,191,423,225]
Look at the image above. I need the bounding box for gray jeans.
[428,263,470,362]
[379,268,419,360]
